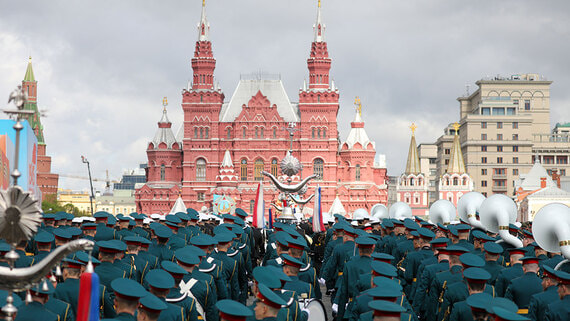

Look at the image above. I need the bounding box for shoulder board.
[275,257,283,265]
[279,290,296,307]
[271,243,277,250]
[165,292,188,303]
[299,263,311,272]
[227,250,238,257]
[206,257,214,264]
[238,243,246,250]
[199,264,216,273]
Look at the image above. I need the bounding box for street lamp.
[81,156,95,216]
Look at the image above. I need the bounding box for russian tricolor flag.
[253,181,265,229]
[77,264,100,321]
[313,185,325,233]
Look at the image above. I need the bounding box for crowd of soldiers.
[1,208,569,321]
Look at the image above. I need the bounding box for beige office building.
[444,73,570,196]
[418,144,438,203]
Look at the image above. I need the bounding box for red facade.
[135,3,388,215]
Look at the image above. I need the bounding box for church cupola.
[149,97,180,150]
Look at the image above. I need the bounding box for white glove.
[318,278,326,286]
[247,281,253,287]
[301,308,310,319]
[332,303,338,314]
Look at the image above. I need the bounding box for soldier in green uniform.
[148,226,175,262]
[32,232,54,264]
[481,242,504,285]
[411,237,449,314]
[286,234,321,300]
[144,269,187,321]
[137,293,168,321]
[505,256,543,316]
[53,258,115,318]
[360,300,409,321]
[348,277,409,321]
[321,224,356,307]
[544,269,570,321]
[116,217,135,240]
[159,261,201,321]
[211,232,240,301]
[123,236,153,283]
[94,212,116,241]
[216,299,252,321]
[254,283,287,321]
[95,241,128,288]
[281,254,314,299]
[494,248,525,297]
[528,265,559,321]
[172,250,217,321]
[139,238,160,270]
[190,234,228,300]
[337,236,376,319]
[425,245,469,321]
[445,267,494,321]
[403,228,435,298]
[15,281,59,321]
[102,278,147,321]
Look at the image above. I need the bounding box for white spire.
[303,78,307,91]
[221,150,233,167]
[331,79,336,91]
[197,0,210,41]
[313,0,325,42]
[169,195,187,214]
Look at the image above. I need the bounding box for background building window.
[355,164,361,181]
[445,149,450,155]
[254,159,264,181]
[200,128,203,139]
[255,128,258,138]
[512,134,518,140]
[271,159,278,177]
[273,128,277,138]
[241,159,248,180]
[481,122,487,128]
[513,169,519,176]
[481,180,487,187]
[497,146,503,152]
[524,100,531,110]
[513,157,519,164]
[512,122,518,129]
[313,158,324,180]
[160,164,166,181]
[312,128,315,138]
[194,128,198,138]
[513,146,518,152]
[260,127,264,138]
[481,134,487,140]
[497,122,503,129]
[205,128,209,139]
[323,128,327,138]
[482,157,487,164]
[197,193,205,201]
[481,169,487,175]
[242,127,246,138]
[497,157,503,164]
[497,134,503,140]
[481,145,487,152]
[227,128,231,139]
[196,158,206,181]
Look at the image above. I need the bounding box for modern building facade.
[135,2,388,215]
[439,73,569,197]
[21,58,59,200]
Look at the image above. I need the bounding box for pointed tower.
[437,123,473,206]
[216,150,238,186]
[337,97,388,213]
[21,57,59,200]
[298,0,340,211]
[397,123,429,216]
[181,0,225,207]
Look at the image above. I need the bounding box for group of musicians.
[1,208,569,321]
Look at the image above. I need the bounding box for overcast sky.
[1,0,569,193]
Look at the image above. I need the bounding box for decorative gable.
[248,90,271,108]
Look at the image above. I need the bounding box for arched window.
[313,158,324,180]
[312,128,315,138]
[260,127,264,138]
[205,128,209,139]
[196,158,206,181]
[453,177,459,186]
[227,128,231,139]
[271,159,278,177]
[410,178,415,186]
[194,128,198,138]
[323,128,327,138]
[240,159,248,181]
[242,127,246,139]
[355,164,361,181]
[200,128,203,139]
[160,164,166,181]
[273,128,277,139]
[254,159,264,181]
[318,128,321,138]
[462,178,467,185]
[255,128,258,139]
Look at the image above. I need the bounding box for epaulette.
[227,249,239,257]
[206,257,215,264]
[271,243,277,250]
[280,290,296,307]
[275,257,283,265]
[238,243,247,250]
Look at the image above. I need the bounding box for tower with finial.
[397,123,429,216]
[20,56,59,200]
[437,122,473,206]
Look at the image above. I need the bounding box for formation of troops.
[1,208,569,321]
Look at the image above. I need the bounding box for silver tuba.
[388,202,412,220]
[371,204,389,220]
[457,192,486,231]
[429,199,456,225]
[532,203,570,266]
[479,194,523,248]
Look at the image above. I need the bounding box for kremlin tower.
[437,123,473,206]
[21,57,59,200]
[135,1,388,215]
[397,124,429,216]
